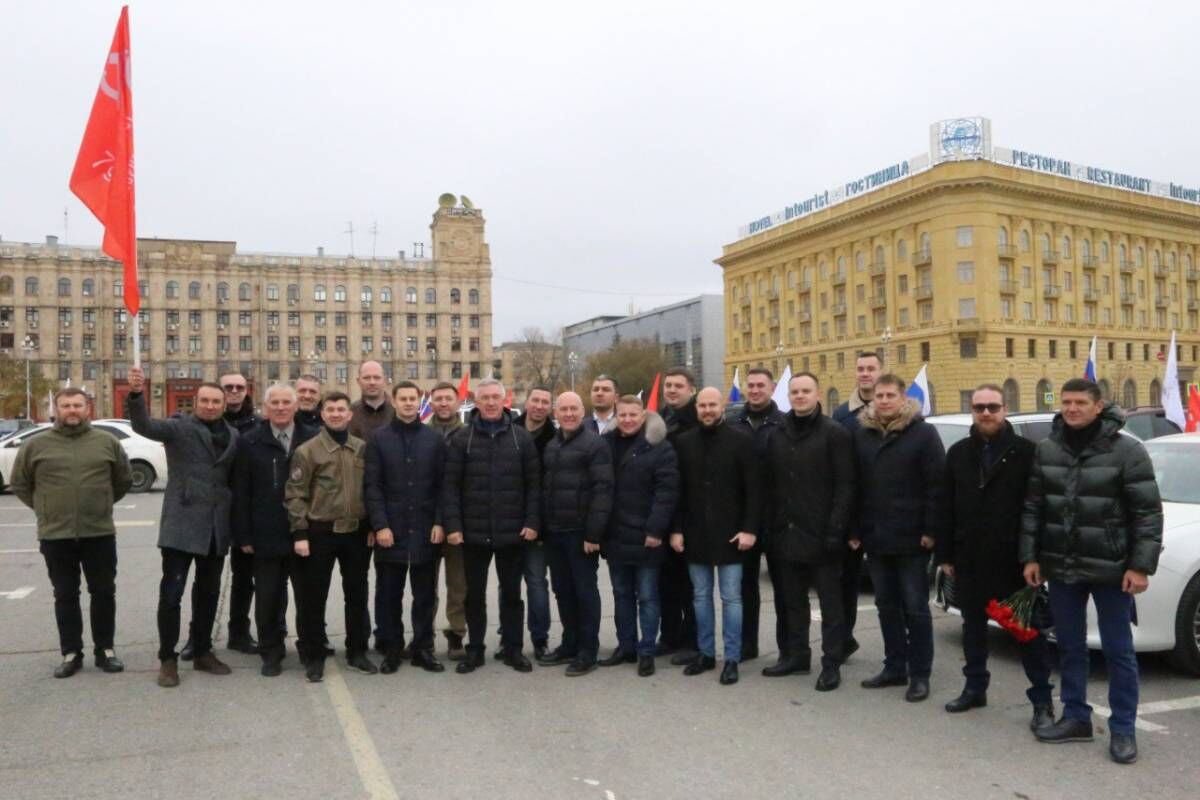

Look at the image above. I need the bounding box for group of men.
[14,352,1162,764]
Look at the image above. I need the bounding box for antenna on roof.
[368,221,379,259]
[344,222,355,257]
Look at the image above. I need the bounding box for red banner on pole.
[69,5,138,317]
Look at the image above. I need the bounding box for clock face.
[451,230,472,255]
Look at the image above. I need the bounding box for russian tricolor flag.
[418,392,433,422]
[729,368,742,403]
[1084,335,1098,382]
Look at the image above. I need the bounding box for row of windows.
[9,331,481,357]
[30,359,487,384]
[0,276,482,305]
[3,307,482,330]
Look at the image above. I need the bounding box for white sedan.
[0,419,167,493]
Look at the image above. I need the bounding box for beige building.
[0,200,494,417]
[493,339,565,403]
[718,124,1200,414]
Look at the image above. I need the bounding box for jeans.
[524,542,551,646]
[1048,580,1140,735]
[841,545,866,642]
[442,541,467,638]
[297,528,371,660]
[961,597,1053,704]
[544,532,601,662]
[608,562,661,657]
[39,536,117,657]
[375,557,438,654]
[777,558,844,670]
[158,545,224,662]
[464,544,525,653]
[227,546,255,640]
[252,555,294,662]
[688,563,743,662]
[660,549,697,651]
[868,553,933,679]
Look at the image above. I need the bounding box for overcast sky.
[3,1,1198,341]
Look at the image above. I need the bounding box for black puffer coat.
[365,417,447,565]
[731,400,786,458]
[853,399,945,556]
[441,409,541,550]
[674,421,762,566]
[601,413,679,565]
[229,420,319,558]
[1019,404,1162,585]
[937,420,1034,606]
[662,398,699,443]
[541,425,613,543]
[765,408,855,563]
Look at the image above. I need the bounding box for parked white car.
[0,419,167,494]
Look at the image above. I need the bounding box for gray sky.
[3,1,1198,341]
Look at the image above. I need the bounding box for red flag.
[70,6,138,316]
[457,373,470,402]
[504,388,514,409]
[1186,385,1200,434]
[646,372,661,413]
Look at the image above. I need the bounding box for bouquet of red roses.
[986,586,1042,642]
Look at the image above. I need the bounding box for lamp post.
[880,325,893,367]
[774,341,783,375]
[21,335,35,420]
[567,351,579,393]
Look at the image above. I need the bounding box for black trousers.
[763,551,787,655]
[297,529,371,660]
[228,546,255,639]
[375,557,438,653]
[463,544,525,653]
[659,548,697,651]
[252,555,295,662]
[39,536,118,657]
[158,544,224,662]
[740,546,787,657]
[777,558,844,670]
[840,545,866,642]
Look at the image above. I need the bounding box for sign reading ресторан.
[735,118,1200,240]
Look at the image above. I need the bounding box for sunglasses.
[222,384,247,392]
[971,403,1004,414]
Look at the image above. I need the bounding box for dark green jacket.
[1019,403,1163,585]
[10,421,133,541]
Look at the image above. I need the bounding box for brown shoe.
[446,631,467,661]
[157,659,180,688]
[193,651,232,675]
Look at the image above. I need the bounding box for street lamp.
[567,351,579,393]
[880,326,893,366]
[774,341,783,375]
[21,335,35,420]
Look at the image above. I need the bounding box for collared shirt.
[271,423,295,450]
[592,411,615,430]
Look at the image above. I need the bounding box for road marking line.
[0,548,38,555]
[1136,695,1200,715]
[812,604,877,621]
[1,586,35,600]
[321,660,399,800]
[1086,700,1169,733]
[0,519,156,528]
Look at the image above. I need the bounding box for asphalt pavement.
[2,492,1198,800]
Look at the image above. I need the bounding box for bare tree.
[509,326,565,395]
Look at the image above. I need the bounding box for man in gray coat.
[127,365,239,688]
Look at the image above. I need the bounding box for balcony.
[1186,269,1200,281]
[1041,249,1059,265]
[766,289,780,300]
[997,244,1018,260]
[1188,298,1199,310]
[830,303,847,316]
[912,247,933,267]
[797,280,812,293]
[869,294,887,309]
[768,315,780,328]
[831,271,847,286]
[1082,288,1100,302]
[1153,265,1169,278]
[738,297,751,309]
[913,284,934,300]
[798,311,811,323]
[739,320,751,332]
[1154,296,1169,309]
[1043,285,1061,299]
[1120,291,1136,305]
[1119,260,1136,274]
[868,261,887,276]
[1081,255,1101,269]
[998,280,1018,295]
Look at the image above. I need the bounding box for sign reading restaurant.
[737,117,1200,239]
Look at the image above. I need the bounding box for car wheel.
[129,460,156,494]
[1169,573,1200,676]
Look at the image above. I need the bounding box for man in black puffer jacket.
[441,379,541,674]
[537,392,613,676]
[365,381,448,675]
[853,373,945,703]
[1020,379,1162,764]
[600,397,679,677]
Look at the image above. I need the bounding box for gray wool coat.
[126,392,238,556]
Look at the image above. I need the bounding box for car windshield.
[929,422,971,450]
[1146,442,1200,504]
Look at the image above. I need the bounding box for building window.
[920,341,930,362]
[335,312,347,327]
[425,288,436,304]
[314,284,326,302]
[897,274,908,294]
[450,288,461,304]
[468,288,479,304]
[896,240,907,260]
[1062,236,1071,258]
[956,262,975,283]
[336,336,348,354]
[239,311,252,326]
[25,277,39,295]
[956,226,973,247]
[958,298,976,318]
[164,280,178,299]
[266,284,279,301]
[1069,340,1078,360]
[315,335,326,353]
[426,314,437,328]
[1048,340,1058,359]
[1028,339,1037,358]
[288,284,300,303]
[361,337,373,353]
[267,336,279,352]
[896,344,907,363]
[239,282,251,301]
[1021,266,1032,288]
[217,282,229,302]
[1020,230,1031,252]
[57,278,71,297]
[239,336,252,351]
[1101,241,1110,262]
[288,311,300,327]
[406,287,418,303]
[1005,337,1014,358]
[334,285,346,302]
[380,287,391,303]
[361,285,373,303]
[960,337,977,359]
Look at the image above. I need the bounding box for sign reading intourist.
[736,117,1200,240]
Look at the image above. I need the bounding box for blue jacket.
[365,417,447,564]
[601,413,679,565]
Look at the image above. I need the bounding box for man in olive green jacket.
[11,388,132,678]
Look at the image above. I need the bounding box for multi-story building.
[718,119,1199,414]
[0,200,494,417]
[493,339,565,403]
[562,295,726,390]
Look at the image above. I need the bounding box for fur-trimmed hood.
[860,397,922,435]
[643,411,667,446]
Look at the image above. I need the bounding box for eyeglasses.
[971,403,1004,414]
[222,384,247,392]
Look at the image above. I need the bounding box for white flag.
[1162,331,1185,430]
[906,364,932,416]
[771,365,792,410]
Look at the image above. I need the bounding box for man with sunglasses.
[220,372,262,655]
[937,384,1053,731]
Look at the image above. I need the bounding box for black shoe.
[1109,733,1138,764]
[503,649,533,673]
[740,647,758,663]
[638,655,656,677]
[411,649,445,673]
[599,648,637,667]
[670,649,699,667]
[1035,718,1094,743]
[456,649,485,674]
[323,644,336,657]
[761,655,811,677]
[380,651,403,674]
[905,678,930,702]
[346,652,378,675]
[815,667,841,692]
[533,641,548,661]
[54,653,83,679]
[682,655,717,676]
[719,661,739,685]
[179,640,195,662]
[227,635,259,655]
[841,637,860,662]
[861,670,908,689]
[945,690,987,713]
[374,639,391,656]
[260,660,282,677]
[94,649,124,674]
[1031,704,1056,733]
[538,647,575,667]
[565,659,597,677]
[306,659,325,683]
